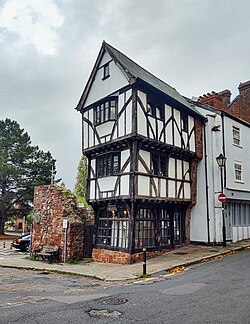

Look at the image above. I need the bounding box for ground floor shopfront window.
[95,204,185,252]
[134,207,183,249]
[96,206,129,249]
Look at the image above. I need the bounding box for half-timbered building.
[76,42,205,263]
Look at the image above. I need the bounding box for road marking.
[160,283,207,295]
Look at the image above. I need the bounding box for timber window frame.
[102,63,110,80]
[96,207,129,249]
[234,161,243,182]
[135,209,156,249]
[232,126,241,146]
[159,210,171,246]
[95,97,117,125]
[181,112,188,133]
[146,96,165,120]
[96,152,120,178]
[151,153,167,176]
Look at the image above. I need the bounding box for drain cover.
[88,309,122,318]
[100,297,128,305]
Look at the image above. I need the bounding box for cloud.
[0,0,64,55]
[0,0,250,189]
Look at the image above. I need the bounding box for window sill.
[147,113,164,121]
[95,119,116,126]
[234,180,244,184]
[102,75,110,81]
[233,144,243,149]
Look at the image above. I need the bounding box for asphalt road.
[0,249,249,323]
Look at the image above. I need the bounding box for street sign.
[218,193,226,203]
[63,219,68,229]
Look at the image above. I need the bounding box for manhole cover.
[88,309,122,318]
[100,297,128,305]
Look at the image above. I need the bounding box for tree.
[74,155,88,202]
[0,118,57,234]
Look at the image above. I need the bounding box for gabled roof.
[76,41,204,119]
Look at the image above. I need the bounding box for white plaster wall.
[138,176,150,196]
[84,52,128,107]
[173,109,181,147]
[83,112,88,149]
[126,99,132,134]
[96,121,114,138]
[89,180,95,200]
[98,176,117,191]
[121,149,130,172]
[120,175,130,196]
[138,150,150,173]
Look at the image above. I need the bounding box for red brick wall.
[92,247,173,264]
[198,81,250,124]
[195,119,203,160]
[32,185,85,261]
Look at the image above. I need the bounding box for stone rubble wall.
[32,184,91,262]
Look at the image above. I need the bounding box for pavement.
[0,237,249,281]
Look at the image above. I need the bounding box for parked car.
[13,234,31,252]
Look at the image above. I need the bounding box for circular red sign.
[218,193,226,203]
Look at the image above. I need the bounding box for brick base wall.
[92,247,174,264]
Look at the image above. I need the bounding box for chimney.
[238,80,250,101]
[198,90,230,111]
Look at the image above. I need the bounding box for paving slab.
[0,240,249,281]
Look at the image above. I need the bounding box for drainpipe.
[203,123,211,245]
[221,112,227,188]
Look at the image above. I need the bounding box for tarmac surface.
[0,236,249,281]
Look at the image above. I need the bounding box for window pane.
[103,64,109,78]
[105,102,109,120]
[113,155,119,174]
[152,154,159,175]
[100,104,104,123]
[110,100,116,119]
[96,106,101,124]
[106,155,112,176]
[233,126,240,146]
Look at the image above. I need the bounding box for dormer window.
[147,97,164,120]
[95,97,117,125]
[102,63,110,80]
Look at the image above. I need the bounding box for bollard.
[143,247,147,275]
[3,241,6,248]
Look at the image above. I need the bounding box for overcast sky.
[0,0,249,189]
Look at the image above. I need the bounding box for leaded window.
[173,211,181,244]
[135,209,156,248]
[95,97,117,125]
[159,210,171,246]
[96,207,129,248]
[181,113,188,132]
[147,97,164,120]
[96,153,120,178]
[152,153,167,176]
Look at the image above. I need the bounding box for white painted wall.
[84,52,128,108]
[224,118,250,192]
[191,104,250,244]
